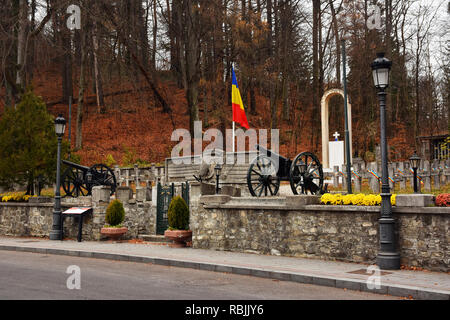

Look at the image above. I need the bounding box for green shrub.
[167,196,189,230]
[105,199,125,227]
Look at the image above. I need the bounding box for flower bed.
[435,193,450,207]
[0,192,36,202]
[320,193,396,206]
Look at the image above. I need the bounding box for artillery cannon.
[247,145,325,196]
[61,160,117,197]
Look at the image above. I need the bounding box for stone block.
[219,185,241,197]
[200,195,231,205]
[285,195,320,207]
[396,194,434,207]
[92,186,110,203]
[146,186,152,201]
[28,196,52,203]
[200,183,216,195]
[135,187,146,202]
[116,186,132,204]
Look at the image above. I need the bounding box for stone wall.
[192,196,449,272]
[0,187,155,241]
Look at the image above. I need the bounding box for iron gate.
[156,182,174,234]
[156,181,190,235]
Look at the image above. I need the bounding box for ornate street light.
[50,114,66,240]
[371,53,400,270]
[409,151,421,193]
[371,53,392,90]
[54,114,66,137]
[214,163,222,194]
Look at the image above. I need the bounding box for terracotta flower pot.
[164,229,192,248]
[100,227,128,241]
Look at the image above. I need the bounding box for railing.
[328,159,450,193]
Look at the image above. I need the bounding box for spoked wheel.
[61,167,89,197]
[247,155,280,197]
[289,152,324,195]
[89,164,117,195]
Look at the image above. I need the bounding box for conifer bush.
[105,199,125,227]
[167,196,189,230]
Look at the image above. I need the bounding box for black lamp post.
[371,53,400,270]
[50,114,66,240]
[409,151,421,193]
[214,163,222,194]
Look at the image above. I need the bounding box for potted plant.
[100,199,128,241]
[164,196,192,247]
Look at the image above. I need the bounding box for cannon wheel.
[61,167,89,197]
[289,152,324,195]
[89,164,117,195]
[247,155,280,197]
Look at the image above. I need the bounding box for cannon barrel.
[255,144,289,163]
[62,160,90,172]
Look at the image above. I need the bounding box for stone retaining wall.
[0,190,155,241]
[192,196,450,272]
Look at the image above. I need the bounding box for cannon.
[61,160,117,197]
[247,145,325,196]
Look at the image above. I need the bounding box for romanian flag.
[232,67,249,129]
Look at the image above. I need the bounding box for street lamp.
[409,151,421,193]
[214,163,222,194]
[50,114,66,240]
[371,53,400,270]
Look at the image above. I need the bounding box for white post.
[232,121,235,153]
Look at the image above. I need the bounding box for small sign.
[63,207,92,215]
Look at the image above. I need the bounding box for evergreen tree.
[0,91,68,194]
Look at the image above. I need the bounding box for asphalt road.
[0,250,399,300]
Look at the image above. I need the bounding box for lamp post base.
[49,230,62,240]
[376,252,400,270]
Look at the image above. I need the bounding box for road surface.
[0,250,399,300]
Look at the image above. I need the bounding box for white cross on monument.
[333,132,340,141]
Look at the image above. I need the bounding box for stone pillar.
[125,169,130,187]
[134,163,140,187]
[116,186,132,204]
[333,166,339,189]
[423,161,431,192]
[388,164,394,190]
[398,162,406,190]
[434,167,441,190]
[368,162,380,193]
[92,186,110,203]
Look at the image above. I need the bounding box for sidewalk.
[0,236,448,300]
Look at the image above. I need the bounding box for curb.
[0,244,448,300]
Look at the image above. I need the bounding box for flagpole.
[232,121,235,153]
[232,63,235,154]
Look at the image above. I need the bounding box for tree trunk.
[75,23,87,150]
[16,0,28,90]
[92,20,104,112]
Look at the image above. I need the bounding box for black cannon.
[61,160,117,197]
[247,145,325,196]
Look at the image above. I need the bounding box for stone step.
[137,234,171,243]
